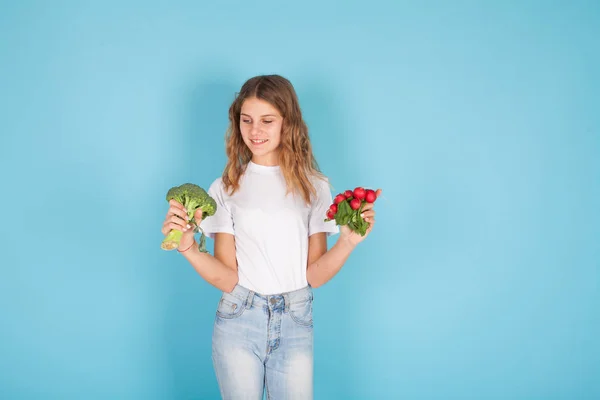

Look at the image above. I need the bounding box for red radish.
[353,187,366,200]
[350,198,361,210]
[365,189,377,203]
[326,209,335,220]
[324,184,379,236]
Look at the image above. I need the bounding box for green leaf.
[358,215,369,236]
[335,199,353,226]
[198,232,208,253]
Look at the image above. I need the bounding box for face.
[239,97,283,166]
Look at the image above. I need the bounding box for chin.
[249,145,274,155]
[249,148,279,162]
[252,150,273,158]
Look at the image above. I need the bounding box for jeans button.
[270,298,277,305]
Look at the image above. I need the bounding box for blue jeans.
[212,284,314,399]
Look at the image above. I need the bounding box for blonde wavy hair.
[221,75,324,205]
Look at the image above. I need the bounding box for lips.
[250,139,268,145]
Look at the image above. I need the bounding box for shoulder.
[309,172,334,202]
[206,177,229,198]
[208,176,224,190]
[310,172,332,190]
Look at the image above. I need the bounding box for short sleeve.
[308,177,340,237]
[199,178,235,239]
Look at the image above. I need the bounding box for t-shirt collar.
[247,160,281,175]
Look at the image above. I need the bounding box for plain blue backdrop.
[1,1,599,399]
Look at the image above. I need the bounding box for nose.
[250,123,262,136]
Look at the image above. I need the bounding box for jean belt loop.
[246,290,254,309]
[283,293,290,312]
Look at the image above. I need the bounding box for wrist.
[177,240,196,254]
[337,235,357,252]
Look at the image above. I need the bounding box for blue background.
[1,1,599,399]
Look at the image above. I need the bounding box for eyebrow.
[240,113,279,118]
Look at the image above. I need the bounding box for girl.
[161,75,380,399]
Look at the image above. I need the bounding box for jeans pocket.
[216,292,245,319]
[289,298,313,327]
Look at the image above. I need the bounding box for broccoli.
[160,183,217,253]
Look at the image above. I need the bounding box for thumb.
[194,208,204,225]
[375,188,382,198]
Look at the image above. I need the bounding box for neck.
[252,153,279,166]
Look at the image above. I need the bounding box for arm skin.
[183,189,380,291]
[306,192,380,288]
[180,233,238,293]
[306,232,356,288]
[183,231,353,291]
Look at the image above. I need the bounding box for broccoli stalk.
[161,183,217,253]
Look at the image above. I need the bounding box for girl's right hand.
[161,200,204,251]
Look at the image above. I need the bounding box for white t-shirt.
[199,161,339,295]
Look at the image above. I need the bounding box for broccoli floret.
[161,183,217,253]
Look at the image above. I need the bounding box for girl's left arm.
[306,189,380,288]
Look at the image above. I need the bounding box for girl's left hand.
[340,189,382,247]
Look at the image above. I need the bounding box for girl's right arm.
[162,200,238,293]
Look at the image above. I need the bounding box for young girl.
[161,75,380,399]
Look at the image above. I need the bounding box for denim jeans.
[212,284,314,400]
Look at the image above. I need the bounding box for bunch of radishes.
[325,187,378,236]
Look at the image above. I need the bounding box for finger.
[169,199,186,210]
[163,219,190,235]
[165,222,191,233]
[168,218,193,230]
[361,202,374,211]
[375,189,382,198]
[194,209,202,228]
[170,215,191,228]
[360,210,375,219]
[168,205,188,220]
[162,221,187,236]
[168,202,188,220]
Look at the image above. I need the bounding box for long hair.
[221,75,324,204]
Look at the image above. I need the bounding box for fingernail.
[186,224,191,229]
[360,213,364,218]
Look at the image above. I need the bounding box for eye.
[263,120,273,124]
[241,119,251,124]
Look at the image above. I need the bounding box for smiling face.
[239,96,283,166]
